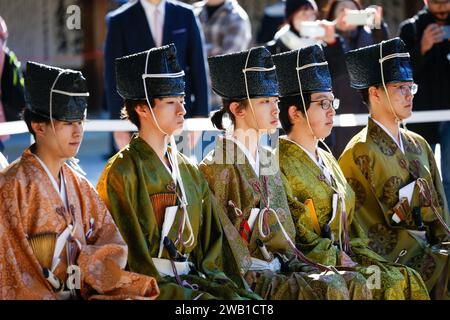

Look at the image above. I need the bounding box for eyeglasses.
[391,83,418,96]
[310,98,340,111]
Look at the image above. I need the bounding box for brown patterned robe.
[200,136,372,300]
[0,147,159,300]
[339,118,450,299]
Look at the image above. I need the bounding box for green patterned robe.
[97,136,256,300]
[199,136,372,300]
[278,137,429,300]
[339,118,450,299]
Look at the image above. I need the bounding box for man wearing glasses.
[399,0,450,207]
[339,37,449,299]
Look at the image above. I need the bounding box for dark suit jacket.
[104,0,210,119]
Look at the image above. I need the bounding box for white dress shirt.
[141,0,166,46]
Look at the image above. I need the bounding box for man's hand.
[113,131,132,150]
[319,20,337,45]
[421,23,445,55]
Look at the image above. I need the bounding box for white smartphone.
[345,8,376,28]
[299,21,326,38]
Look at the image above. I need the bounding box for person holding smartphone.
[399,0,450,207]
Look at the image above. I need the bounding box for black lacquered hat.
[208,46,279,100]
[115,43,185,100]
[272,45,331,97]
[25,61,89,121]
[345,37,413,89]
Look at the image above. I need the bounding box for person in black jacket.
[322,0,389,157]
[265,0,389,157]
[399,0,450,204]
[0,16,26,152]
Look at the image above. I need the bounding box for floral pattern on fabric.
[368,224,397,256]
[406,253,437,282]
[369,125,398,156]
[347,178,366,211]
[381,176,402,207]
[404,134,423,155]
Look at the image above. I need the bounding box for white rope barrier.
[1,110,450,136]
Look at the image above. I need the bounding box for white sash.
[249,257,281,272]
[152,258,191,277]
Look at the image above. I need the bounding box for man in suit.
[104,0,210,149]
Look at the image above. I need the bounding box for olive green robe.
[97,136,256,300]
[278,137,429,300]
[339,118,450,299]
[199,136,372,300]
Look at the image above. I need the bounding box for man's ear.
[135,102,150,118]
[288,105,302,124]
[229,101,246,119]
[31,121,47,138]
[368,86,381,105]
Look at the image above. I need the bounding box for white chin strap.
[378,41,411,127]
[49,70,89,175]
[242,47,276,134]
[141,49,193,248]
[295,50,334,153]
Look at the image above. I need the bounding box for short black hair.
[121,98,156,129]
[278,93,311,134]
[358,86,381,111]
[21,108,51,139]
[210,98,249,130]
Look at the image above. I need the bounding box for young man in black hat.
[274,44,429,300]
[339,37,450,299]
[97,44,257,300]
[0,62,159,300]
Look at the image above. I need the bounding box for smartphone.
[345,8,376,27]
[299,21,326,38]
[443,25,450,39]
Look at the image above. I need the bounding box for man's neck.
[232,126,261,161]
[287,128,318,160]
[146,0,162,5]
[139,124,169,164]
[371,113,400,141]
[207,0,225,6]
[33,144,64,184]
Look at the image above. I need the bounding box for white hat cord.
[141,49,194,248]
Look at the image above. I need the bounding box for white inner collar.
[227,136,260,177]
[286,138,333,184]
[33,154,68,209]
[371,117,405,154]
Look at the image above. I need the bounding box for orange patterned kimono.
[0,147,160,300]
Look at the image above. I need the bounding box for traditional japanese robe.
[199,136,372,300]
[97,136,255,300]
[279,137,429,300]
[339,118,450,299]
[0,147,159,300]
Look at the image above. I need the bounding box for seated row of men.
[0,37,448,300]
